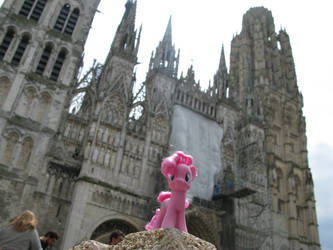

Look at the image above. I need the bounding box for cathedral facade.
[0,1,321,249]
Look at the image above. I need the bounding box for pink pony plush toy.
[145,151,197,232]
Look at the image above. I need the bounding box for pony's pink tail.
[158,191,171,203]
[145,208,160,231]
[159,191,189,208]
[145,191,170,231]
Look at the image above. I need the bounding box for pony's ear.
[190,165,197,181]
[161,157,176,178]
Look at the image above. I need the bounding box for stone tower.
[0,0,100,246]
[224,7,320,250]
[0,2,320,250]
[57,1,169,248]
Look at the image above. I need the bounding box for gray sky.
[1,0,332,248]
[84,2,332,248]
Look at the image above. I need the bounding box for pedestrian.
[0,210,42,250]
[109,229,124,245]
[40,231,59,250]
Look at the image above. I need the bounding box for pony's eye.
[170,175,174,181]
[185,173,190,182]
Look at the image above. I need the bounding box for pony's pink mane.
[174,151,193,166]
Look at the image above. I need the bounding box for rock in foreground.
[69,228,217,250]
[69,240,110,250]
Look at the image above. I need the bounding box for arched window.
[121,33,128,50]
[210,106,214,116]
[0,77,11,108]
[276,168,283,192]
[3,132,19,166]
[278,199,285,213]
[0,27,15,60]
[16,137,34,169]
[35,92,51,123]
[36,43,53,75]
[17,86,37,118]
[295,175,302,199]
[50,49,67,81]
[19,0,36,17]
[30,0,47,22]
[64,8,79,35]
[19,0,47,22]
[53,4,71,32]
[11,34,30,66]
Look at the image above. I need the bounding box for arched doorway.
[90,219,138,244]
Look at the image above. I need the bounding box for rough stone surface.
[69,228,217,250]
[70,240,110,250]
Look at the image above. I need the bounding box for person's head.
[109,229,124,245]
[43,231,59,247]
[5,210,38,232]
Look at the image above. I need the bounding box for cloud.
[319,219,333,250]
[309,143,333,249]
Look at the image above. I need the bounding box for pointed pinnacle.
[162,16,172,44]
[219,43,227,70]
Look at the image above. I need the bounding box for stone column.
[60,180,92,249]
[2,73,25,112]
[139,128,152,194]
[306,199,320,248]
[287,178,297,240]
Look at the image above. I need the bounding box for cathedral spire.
[162,16,172,45]
[148,16,179,78]
[214,44,229,99]
[98,0,140,91]
[218,44,227,71]
[110,0,140,62]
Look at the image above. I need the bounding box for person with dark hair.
[0,210,42,250]
[40,231,59,249]
[109,229,124,245]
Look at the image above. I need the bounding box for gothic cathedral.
[0,1,320,250]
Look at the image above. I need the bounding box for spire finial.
[219,43,226,70]
[162,15,172,44]
[148,16,178,78]
[109,0,139,60]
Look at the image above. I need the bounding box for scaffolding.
[213,180,271,250]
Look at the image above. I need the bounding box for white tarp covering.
[169,105,223,199]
